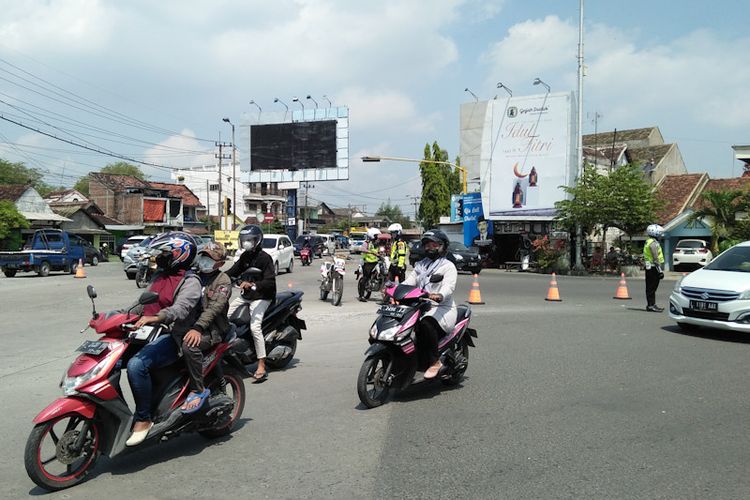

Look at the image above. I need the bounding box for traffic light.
[224,197,231,216]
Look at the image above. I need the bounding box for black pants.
[388,264,405,282]
[416,318,442,366]
[181,335,214,393]
[645,267,662,307]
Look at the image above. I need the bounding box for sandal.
[251,371,268,384]
[181,388,210,414]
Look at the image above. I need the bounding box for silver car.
[123,236,154,279]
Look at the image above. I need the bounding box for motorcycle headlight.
[60,356,110,396]
[374,325,400,341]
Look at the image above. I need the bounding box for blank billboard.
[250,120,337,171]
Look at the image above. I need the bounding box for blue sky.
[0,0,747,217]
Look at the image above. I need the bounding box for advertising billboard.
[480,92,577,219]
[462,192,493,247]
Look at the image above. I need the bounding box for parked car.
[408,240,482,274]
[672,239,713,270]
[293,235,325,258]
[119,235,148,261]
[123,236,155,280]
[316,234,337,255]
[669,240,750,333]
[349,233,367,254]
[0,229,86,277]
[235,234,294,275]
[78,237,106,266]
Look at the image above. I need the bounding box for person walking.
[643,224,665,312]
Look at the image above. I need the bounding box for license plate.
[683,250,694,254]
[76,340,108,355]
[378,305,406,319]
[690,300,718,311]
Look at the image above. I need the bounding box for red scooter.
[24,285,247,491]
[300,246,312,266]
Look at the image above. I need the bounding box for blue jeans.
[127,335,179,422]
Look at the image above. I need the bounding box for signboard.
[264,212,274,223]
[450,194,464,222]
[480,92,577,219]
[462,192,493,247]
[287,217,296,226]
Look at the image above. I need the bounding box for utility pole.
[206,179,211,232]
[348,203,352,230]
[302,181,315,233]
[215,141,231,230]
[410,195,421,230]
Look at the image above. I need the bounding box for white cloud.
[142,129,214,175]
[336,87,437,134]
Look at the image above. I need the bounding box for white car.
[672,239,713,270]
[669,241,750,332]
[235,234,294,275]
[316,234,336,255]
[349,234,367,254]
[120,235,148,261]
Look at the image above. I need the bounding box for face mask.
[155,253,171,270]
[196,255,217,273]
[242,241,254,251]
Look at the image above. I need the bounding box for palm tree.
[690,190,745,254]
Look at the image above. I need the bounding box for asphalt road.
[2,260,749,499]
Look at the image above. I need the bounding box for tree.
[0,200,29,245]
[418,141,458,228]
[690,190,745,254]
[73,162,147,196]
[0,159,54,195]
[376,200,411,227]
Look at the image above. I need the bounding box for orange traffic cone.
[468,274,485,305]
[545,272,561,301]
[74,258,86,279]
[613,272,631,300]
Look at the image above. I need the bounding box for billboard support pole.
[573,0,585,273]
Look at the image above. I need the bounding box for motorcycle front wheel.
[332,275,343,306]
[357,277,371,300]
[357,351,393,408]
[319,280,329,301]
[135,269,149,289]
[24,414,101,491]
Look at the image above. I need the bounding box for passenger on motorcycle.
[226,224,276,383]
[358,228,382,302]
[403,229,457,379]
[126,232,201,446]
[388,223,408,283]
[180,241,232,414]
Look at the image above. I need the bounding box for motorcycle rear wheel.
[135,270,149,289]
[332,275,343,306]
[199,367,246,438]
[266,339,297,369]
[357,352,393,408]
[441,341,470,386]
[24,414,101,491]
[357,277,371,300]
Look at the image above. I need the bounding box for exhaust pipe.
[266,344,293,361]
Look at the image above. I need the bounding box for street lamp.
[273,97,288,121]
[533,77,550,93]
[249,100,262,121]
[322,94,332,108]
[362,155,468,194]
[464,87,479,102]
[222,117,236,229]
[306,95,318,108]
[292,96,305,120]
[496,82,512,97]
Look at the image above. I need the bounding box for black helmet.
[421,229,449,260]
[238,224,264,253]
[147,231,197,273]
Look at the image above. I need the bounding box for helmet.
[148,231,197,272]
[198,241,227,261]
[421,229,450,260]
[238,224,264,253]
[646,224,664,239]
[366,227,381,240]
[388,223,403,239]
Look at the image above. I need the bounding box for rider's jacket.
[390,239,407,268]
[226,248,277,301]
[362,240,379,264]
[194,270,232,345]
[403,256,457,333]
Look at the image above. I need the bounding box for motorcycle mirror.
[86,285,97,299]
[429,273,444,283]
[138,291,159,305]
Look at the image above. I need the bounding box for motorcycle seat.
[456,304,470,323]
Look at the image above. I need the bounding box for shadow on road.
[661,324,750,344]
[353,377,469,411]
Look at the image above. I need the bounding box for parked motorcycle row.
[23,247,478,492]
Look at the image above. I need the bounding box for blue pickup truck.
[0,229,87,277]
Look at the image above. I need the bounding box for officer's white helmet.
[646,224,664,238]
[366,227,381,240]
[388,223,403,237]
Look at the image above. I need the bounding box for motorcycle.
[229,268,306,370]
[355,250,390,301]
[319,255,346,306]
[135,254,156,289]
[300,247,312,266]
[356,276,478,408]
[24,285,247,491]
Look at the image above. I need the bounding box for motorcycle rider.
[126,232,201,446]
[358,227,382,302]
[301,235,313,263]
[388,223,408,283]
[403,229,457,379]
[226,225,276,382]
[180,241,232,413]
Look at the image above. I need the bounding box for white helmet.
[366,227,381,240]
[388,223,403,238]
[646,224,664,238]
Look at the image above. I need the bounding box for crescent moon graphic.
[513,162,528,178]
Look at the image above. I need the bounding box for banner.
[463,192,492,247]
[450,194,464,222]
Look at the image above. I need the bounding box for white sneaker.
[126,422,154,447]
